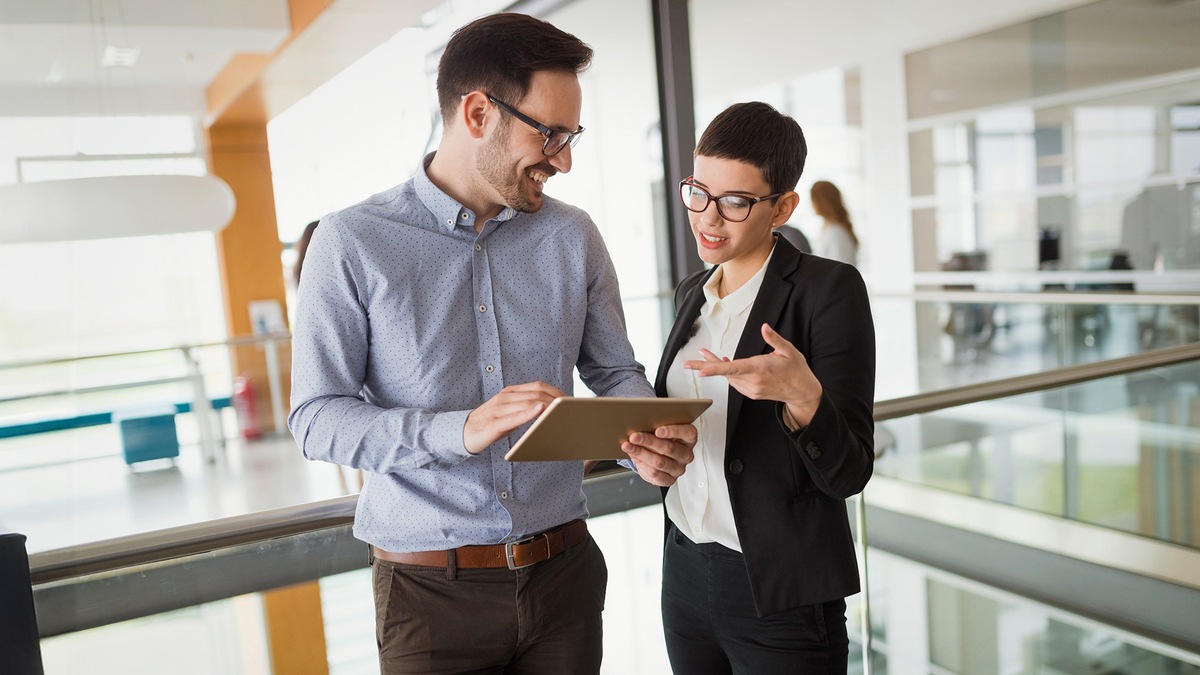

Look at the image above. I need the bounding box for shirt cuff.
[780,404,802,433]
[427,409,473,464]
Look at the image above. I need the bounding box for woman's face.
[686,155,785,268]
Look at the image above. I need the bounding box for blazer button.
[728,459,743,475]
[805,442,821,459]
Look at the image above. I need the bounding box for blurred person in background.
[775,221,811,253]
[811,180,858,266]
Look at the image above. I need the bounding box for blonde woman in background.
[811,180,858,266]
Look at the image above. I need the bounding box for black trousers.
[661,524,849,674]
[372,533,607,675]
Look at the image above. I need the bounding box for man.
[288,12,696,674]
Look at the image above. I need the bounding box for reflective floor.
[0,412,352,554]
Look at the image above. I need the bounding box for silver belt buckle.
[505,534,546,570]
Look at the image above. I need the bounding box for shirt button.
[500,491,509,500]
[446,219,453,226]
[475,244,482,251]
[461,212,469,219]
[697,481,705,488]
[485,364,494,373]
[479,304,487,313]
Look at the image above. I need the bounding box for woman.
[811,180,859,266]
[654,102,876,673]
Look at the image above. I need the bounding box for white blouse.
[815,222,857,266]
[663,246,775,551]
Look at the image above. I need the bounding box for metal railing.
[21,342,1200,650]
[27,471,660,637]
[876,288,1200,306]
[873,341,1200,421]
[907,269,1200,292]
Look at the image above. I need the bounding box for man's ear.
[460,91,492,140]
[772,191,801,226]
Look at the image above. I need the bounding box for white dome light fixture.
[0,174,236,244]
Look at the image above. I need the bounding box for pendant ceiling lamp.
[0,0,238,244]
[0,175,236,244]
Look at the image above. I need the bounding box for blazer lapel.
[654,269,715,397]
[725,241,801,448]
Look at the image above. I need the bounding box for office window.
[689,2,866,272]
[542,0,669,374]
[0,116,226,363]
[907,0,1200,275]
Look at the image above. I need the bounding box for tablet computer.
[504,396,711,462]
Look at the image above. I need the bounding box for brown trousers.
[372,533,607,675]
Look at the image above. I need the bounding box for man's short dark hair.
[437,13,593,124]
[694,102,807,195]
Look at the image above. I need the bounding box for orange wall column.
[263,582,330,674]
[207,122,289,433]
[204,5,337,671]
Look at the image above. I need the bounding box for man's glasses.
[679,179,784,223]
[488,95,584,157]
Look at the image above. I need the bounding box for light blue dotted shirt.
[288,154,653,552]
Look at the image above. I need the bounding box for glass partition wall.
[907,0,1200,281]
[873,293,1200,395]
[542,0,672,374]
[875,358,1200,548]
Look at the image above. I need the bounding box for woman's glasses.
[679,179,784,223]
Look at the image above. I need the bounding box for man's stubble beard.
[477,123,541,214]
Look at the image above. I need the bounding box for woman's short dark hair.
[436,13,593,123]
[694,102,807,195]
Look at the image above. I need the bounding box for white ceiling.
[0,0,443,121]
[0,0,1123,123]
[0,0,290,117]
[688,0,1098,100]
[233,0,445,125]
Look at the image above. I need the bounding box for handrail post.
[854,492,873,674]
[1,530,45,675]
[181,346,219,463]
[263,336,286,435]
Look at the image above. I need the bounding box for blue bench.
[0,397,233,440]
[113,405,181,465]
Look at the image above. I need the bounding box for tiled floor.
[1,418,352,554]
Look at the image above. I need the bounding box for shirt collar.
[701,243,777,316]
[414,152,519,233]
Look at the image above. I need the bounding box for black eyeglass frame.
[487,95,585,157]
[678,178,786,223]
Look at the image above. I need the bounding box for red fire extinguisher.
[232,375,262,440]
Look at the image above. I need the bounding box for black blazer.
[654,235,876,615]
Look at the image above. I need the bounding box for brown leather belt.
[372,519,587,570]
